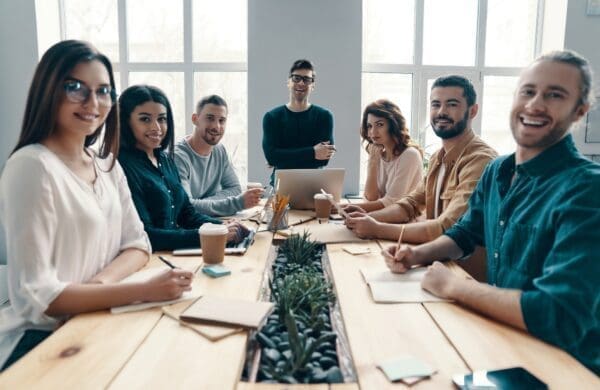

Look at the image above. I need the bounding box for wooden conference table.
[0,206,598,389]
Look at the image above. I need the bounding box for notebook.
[172,229,256,256]
[180,295,274,329]
[361,267,449,303]
[276,168,345,210]
[111,266,201,314]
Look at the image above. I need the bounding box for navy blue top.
[445,134,600,374]
[119,148,221,251]
[262,104,334,183]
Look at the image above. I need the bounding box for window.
[361,0,567,186]
[35,0,248,180]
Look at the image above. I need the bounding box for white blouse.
[0,144,150,367]
[377,146,423,206]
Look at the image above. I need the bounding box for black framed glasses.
[290,74,315,85]
[63,79,116,107]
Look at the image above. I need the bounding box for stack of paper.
[360,267,450,303]
[111,266,201,314]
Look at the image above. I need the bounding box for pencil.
[158,255,177,269]
[395,225,405,257]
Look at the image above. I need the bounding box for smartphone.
[453,367,547,390]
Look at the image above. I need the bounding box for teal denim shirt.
[445,135,600,375]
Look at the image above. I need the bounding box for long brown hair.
[360,99,422,157]
[12,40,119,168]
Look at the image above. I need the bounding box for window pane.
[128,72,186,141]
[193,0,247,62]
[485,0,537,67]
[63,0,119,62]
[481,76,518,155]
[35,0,61,59]
[127,0,183,62]
[423,79,442,156]
[360,73,413,189]
[423,0,477,66]
[194,72,248,183]
[363,0,415,64]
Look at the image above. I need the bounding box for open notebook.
[172,229,256,256]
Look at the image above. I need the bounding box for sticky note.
[202,265,231,278]
[378,355,435,383]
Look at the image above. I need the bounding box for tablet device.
[453,367,547,390]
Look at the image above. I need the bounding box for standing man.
[385,51,599,375]
[175,95,263,217]
[262,59,335,185]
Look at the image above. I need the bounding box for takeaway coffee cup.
[246,182,263,190]
[199,223,229,264]
[314,193,333,219]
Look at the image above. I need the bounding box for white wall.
[248,0,362,195]
[0,0,39,264]
[564,0,600,155]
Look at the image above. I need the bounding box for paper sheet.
[0,265,8,305]
[299,223,366,244]
[111,266,201,314]
[360,267,449,303]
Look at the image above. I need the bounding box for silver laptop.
[276,168,345,210]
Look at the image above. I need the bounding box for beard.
[432,109,469,140]
[202,130,223,146]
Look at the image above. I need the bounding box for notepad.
[378,355,436,384]
[361,267,450,303]
[111,266,201,314]
[162,300,243,341]
[180,296,274,329]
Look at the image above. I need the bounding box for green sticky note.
[378,355,435,382]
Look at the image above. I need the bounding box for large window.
[361,0,567,188]
[35,0,248,181]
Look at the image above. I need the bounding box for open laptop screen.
[276,168,345,210]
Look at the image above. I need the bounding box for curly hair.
[360,99,422,157]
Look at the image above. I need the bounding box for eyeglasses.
[63,79,116,107]
[290,74,315,85]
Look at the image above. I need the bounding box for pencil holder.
[267,205,289,232]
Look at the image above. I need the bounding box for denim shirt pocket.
[500,223,542,278]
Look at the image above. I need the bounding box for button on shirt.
[119,148,221,251]
[445,135,600,374]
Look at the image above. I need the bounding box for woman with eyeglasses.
[117,85,248,251]
[343,99,423,214]
[0,40,194,371]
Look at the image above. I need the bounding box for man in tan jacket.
[345,76,497,271]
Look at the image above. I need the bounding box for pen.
[158,255,177,269]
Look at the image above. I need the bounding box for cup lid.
[199,223,228,235]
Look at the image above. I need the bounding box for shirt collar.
[439,129,476,165]
[517,134,578,177]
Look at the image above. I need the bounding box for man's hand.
[421,261,460,299]
[382,244,416,273]
[242,188,263,209]
[225,221,250,244]
[314,141,336,160]
[341,204,366,214]
[345,213,379,239]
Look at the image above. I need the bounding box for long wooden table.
[0,209,597,389]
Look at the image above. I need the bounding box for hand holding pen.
[314,141,336,160]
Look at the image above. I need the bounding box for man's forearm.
[370,203,410,223]
[450,278,526,331]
